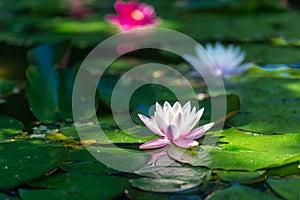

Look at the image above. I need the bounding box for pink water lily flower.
[106,0,160,31]
[184,42,253,77]
[138,101,214,149]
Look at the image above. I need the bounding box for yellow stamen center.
[131,10,144,20]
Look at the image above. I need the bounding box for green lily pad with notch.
[268,178,300,200]
[168,128,300,171]
[0,141,68,190]
[27,173,129,200]
[208,186,280,200]
[216,170,265,183]
[0,115,23,141]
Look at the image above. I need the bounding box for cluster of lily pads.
[0,0,300,199]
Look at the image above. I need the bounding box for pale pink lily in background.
[106,0,160,31]
[138,101,214,149]
[184,42,253,77]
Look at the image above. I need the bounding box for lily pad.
[225,77,300,133]
[88,147,152,172]
[131,164,210,193]
[268,178,300,200]
[207,186,279,200]
[66,146,152,172]
[0,141,68,190]
[130,178,202,193]
[227,113,300,134]
[60,122,157,143]
[19,189,65,200]
[27,173,129,200]
[60,160,118,175]
[26,45,98,123]
[216,170,265,183]
[168,128,300,171]
[0,115,23,141]
[266,162,300,177]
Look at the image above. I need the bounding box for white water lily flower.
[138,101,214,149]
[184,42,253,77]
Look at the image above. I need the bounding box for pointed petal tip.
[139,138,170,149]
[204,122,215,131]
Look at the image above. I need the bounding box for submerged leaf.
[268,178,300,200]
[208,186,279,200]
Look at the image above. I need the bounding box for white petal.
[138,114,165,136]
[163,101,171,111]
[173,139,199,148]
[182,101,191,113]
[225,62,253,76]
[184,126,205,140]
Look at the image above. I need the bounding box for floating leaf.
[268,178,300,200]
[266,162,300,177]
[60,122,157,143]
[19,189,65,200]
[131,162,210,193]
[225,77,300,134]
[168,129,300,171]
[208,186,279,200]
[216,170,265,183]
[130,178,201,193]
[60,160,118,175]
[227,113,300,134]
[0,141,68,189]
[27,173,129,200]
[0,115,23,141]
